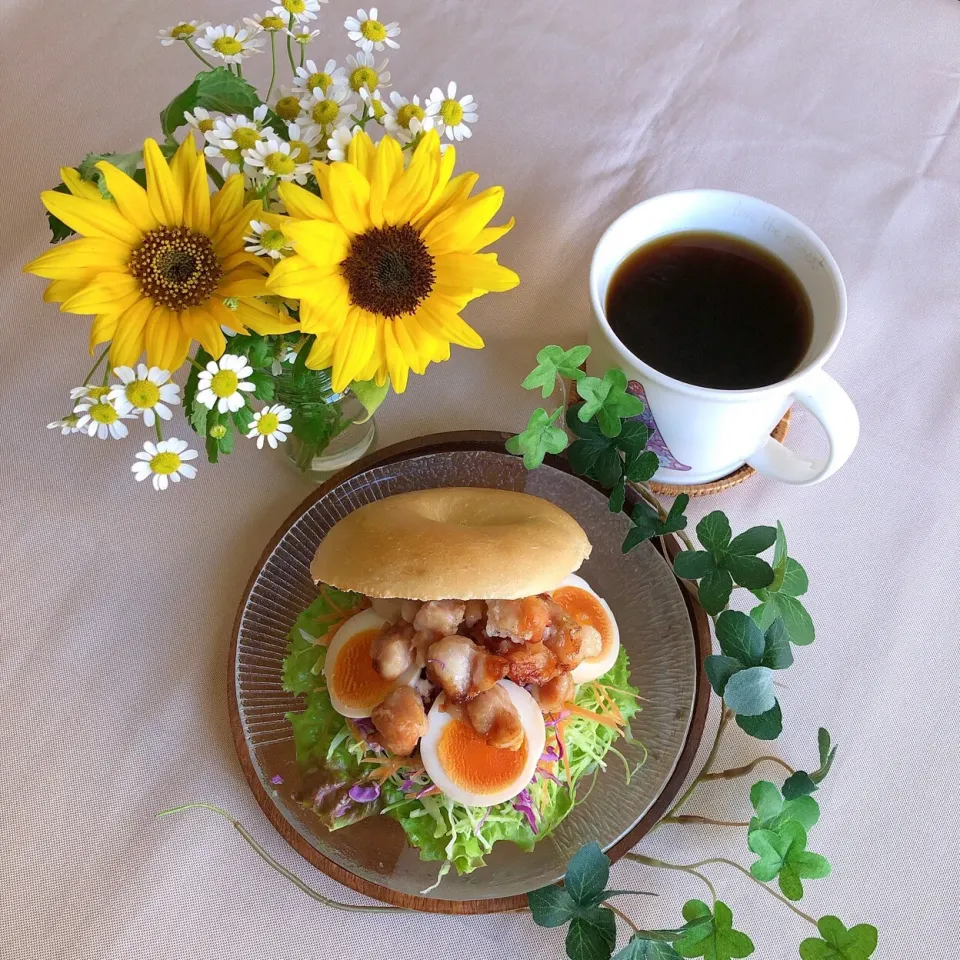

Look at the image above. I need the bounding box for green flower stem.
[604,902,641,934]
[205,162,225,190]
[300,41,305,68]
[266,33,278,100]
[188,356,207,372]
[635,482,696,552]
[286,16,297,72]
[184,40,215,69]
[157,803,411,914]
[82,345,110,386]
[627,854,717,904]
[237,63,244,80]
[701,755,796,782]
[660,815,751,828]
[154,417,163,443]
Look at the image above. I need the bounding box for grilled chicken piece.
[371,686,428,756]
[370,597,406,622]
[466,685,525,751]
[425,635,508,702]
[542,602,589,670]
[400,600,422,623]
[414,599,466,635]
[462,599,487,629]
[485,596,552,644]
[531,672,575,714]
[370,620,416,680]
[504,641,560,686]
[578,624,603,660]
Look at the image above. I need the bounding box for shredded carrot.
[562,702,624,731]
[418,785,441,798]
[590,682,625,725]
[556,719,572,788]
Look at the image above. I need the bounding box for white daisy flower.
[285,121,324,163]
[73,395,133,440]
[272,85,306,123]
[69,384,112,403]
[247,404,294,449]
[204,108,275,178]
[158,20,210,45]
[109,365,181,427]
[243,12,287,32]
[184,107,216,136]
[345,51,390,93]
[273,0,325,25]
[326,125,363,162]
[292,59,347,98]
[245,220,295,260]
[345,8,400,53]
[287,26,320,45]
[271,344,297,376]
[359,87,388,124]
[132,439,199,491]
[299,85,357,130]
[244,138,312,184]
[195,24,264,64]
[47,413,83,435]
[383,91,434,143]
[195,354,256,413]
[425,81,478,141]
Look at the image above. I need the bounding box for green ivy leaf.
[528,885,577,927]
[659,494,690,534]
[506,406,568,469]
[749,780,820,835]
[622,495,690,553]
[735,701,783,740]
[715,611,765,664]
[522,344,592,397]
[696,512,732,553]
[703,655,742,697]
[748,821,831,900]
[564,841,610,907]
[751,594,815,646]
[728,525,777,555]
[781,557,810,596]
[625,450,659,483]
[722,666,776,716]
[782,771,818,800]
[161,66,262,137]
[799,917,878,959]
[614,939,683,960]
[698,567,734,616]
[608,477,626,514]
[674,901,754,959]
[576,369,644,438]
[248,370,275,403]
[673,551,715,580]
[46,182,75,242]
[566,908,617,960]
[769,522,789,591]
[724,554,775,590]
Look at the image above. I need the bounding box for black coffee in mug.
[605,231,814,390]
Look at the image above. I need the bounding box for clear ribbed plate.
[232,442,702,909]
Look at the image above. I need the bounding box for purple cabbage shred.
[348,782,381,803]
[512,789,539,834]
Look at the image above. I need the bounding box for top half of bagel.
[309,487,592,600]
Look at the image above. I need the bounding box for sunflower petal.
[183,305,226,358]
[219,268,269,298]
[24,237,130,280]
[42,279,86,304]
[326,162,372,235]
[395,315,431,374]
[39,191,141,246]
[383,130,440,226]
[306,335,335,370]
[368,135,403,228]
[299,274,351,333]
[277,181,335,221]
[234,297,300,335]
[183,153,212,234]
[213,200,264,258]
[420,186,505,256]
[108,297,154,367]
[95,161,158,234]
[415,294,485,349]
[206,297,249,335]
[266,254,337,298]
[61,274,142,315]
[169,134,201,199]
[383,321,410,393]
[89,313,119,354]
[434,252,520,293]
[143,139,184,226]
[312,161,331,201]
[145,305,190,370]
[463,216,516,254]
[211,174,245,224]
[61,167,102,201]
[283,219,351,268]
[347,129,376,181]
[331,307,376,391]
[411,143,457,226]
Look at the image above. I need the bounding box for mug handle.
[745,370,859,485]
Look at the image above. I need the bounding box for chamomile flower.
[247,404,293,449]
[47,414,83,435]
[158,20,210,45]
[205,107,275,178]
[383,91,433,143]
[73,395,132,440]
[245,221,292,262]
[326,125,362,162]
[244,12,287,32]
[345,52,390,93]
[69,384,112,402]
[273,0,324,25]
[285,121,323,163]
[271,344,297,376]
[245,138,312,184]
[109,365,180,426]
[299,86,357,130]
[196,24,264,64]
[132,439,199,491]
[425,81,478,141]
[195,354,256,413]
[273,87,304,122]
[345,8,400,53]
[292,58,347,97]
[287,26,320,45]
[184,107,216,136]
[359,87,387,123]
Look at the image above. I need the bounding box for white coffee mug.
[588,190,859,486]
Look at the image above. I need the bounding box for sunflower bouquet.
[26,4,517,489]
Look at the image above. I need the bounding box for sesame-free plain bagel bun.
[310,488,592,601]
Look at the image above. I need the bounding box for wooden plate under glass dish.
[229,433,711,914]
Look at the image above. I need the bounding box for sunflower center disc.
[129,225,223,311]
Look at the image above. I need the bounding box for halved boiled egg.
[322,608,419,718]
[420,680,546,807]
[550,573,621,684]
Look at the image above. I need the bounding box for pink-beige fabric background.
[3,0,958,956]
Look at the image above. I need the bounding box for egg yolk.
[551,586,613,663]
[331,628,396,710]
[437,720,528,794]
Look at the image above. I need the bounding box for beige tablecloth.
[3,0,958,956]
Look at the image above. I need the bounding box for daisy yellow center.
[293,32,312,44]
[396,103,424,129]
[221,146,244,164]
[150,451,182,475]
[212,36,244,56]
[275,96,301,120]
[197,118,214,132]
[64,414,80,427]
[126,380,161,408]
[209,423,227,439]
[210,370,239,397]
[282,0,306,12]
[369,98,386,120]
[288,139,311,162]
[360,20,387,42]
[306,71,332,92]
[87,385,111,400]
[257,412,280,435]
[349,66,378,92]
[171,23,197,39]
[261,229,288,251]
[232,126,260,150]
[341,224,435,318]
[260,15,285,29]
[90,402,118,425]
[439,99,464,126]
[311,99,340,125]
[129,226,223,312]
[265,151,297,175]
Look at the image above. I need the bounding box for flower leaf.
[696,512,732,553]
[673,550,715,580]
[799,916,879,960]
[161,66,262,137]
[506,406,568,470]
[728,525,777,556]
[735,701,783,740]
[46,182,77,242]
[248,370,275,403]
[522,344,592,397]
[566,908,617,960]
[674,900,754,959]
[577,369,643,438]
[698,567,734,616]
[349,378,389,422]
[748,821,830,900]
[528,885,577,927]
[751,594,815,646]
[564,841,610,907]
[722,666,776,716]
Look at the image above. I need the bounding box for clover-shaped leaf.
[749,780,820,835]
[735,701,783,740]
[614,939,683,960]
[522,344,592,398]
[799,917,878,960]
[506,406,569,469]
[782,727,838,799]
[622,495,690,553]
[674,901,754,960]
[750,524,814,644]
[565,841,610,906]
[567,907,617,960]
[528,885,577,927]
[566,404,649,489]
[748,821,831,900]
[576,368,644,438]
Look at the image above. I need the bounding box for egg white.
[322,608,419,718]
[420,680,546,807]
[554,573,622,684]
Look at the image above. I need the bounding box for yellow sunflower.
[24,137,298,372]
[265,128,518,393]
